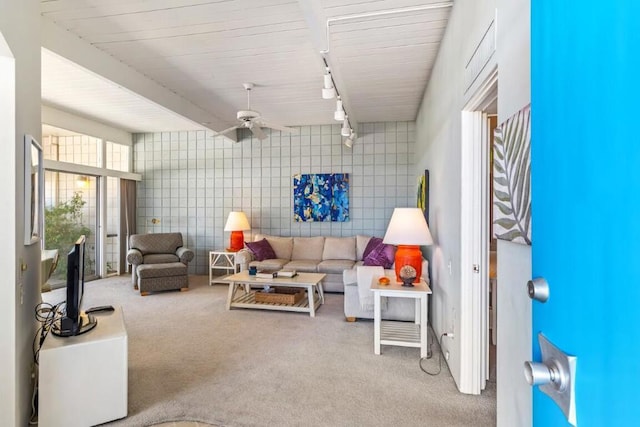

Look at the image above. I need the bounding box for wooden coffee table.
[221,271,326,317]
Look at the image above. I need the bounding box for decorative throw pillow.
[245,238,276,261]
[363,241,396,269]
[362,237,383,260]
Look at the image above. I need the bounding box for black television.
[52,235,97,337]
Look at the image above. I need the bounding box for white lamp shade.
[383,208,433,246]
[224,211,251,231]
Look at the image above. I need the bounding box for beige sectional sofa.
[236,234,429,306]
[236,234,372,292]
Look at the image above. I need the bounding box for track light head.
[341,117,351,137]
[323,73,333,89]
[334,98,345,121]
[323,87,336,99]
[344,131,356,148]
[322,68,335,99]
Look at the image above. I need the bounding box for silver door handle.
[524,360,567,390]
[524,333,577,426]
[527,277,549,302]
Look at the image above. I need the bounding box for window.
[41,125,134,289]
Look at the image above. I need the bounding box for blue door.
[531,1,640,425]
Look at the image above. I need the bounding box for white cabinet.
[39,307,128,427]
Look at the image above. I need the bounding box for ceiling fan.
[214,83,296,141]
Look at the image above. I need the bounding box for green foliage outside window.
[44,192,92,280]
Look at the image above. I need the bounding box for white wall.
[413,0,531,399]
[0,1,42,425]
[414,0,497,389]
[134,122,416,274]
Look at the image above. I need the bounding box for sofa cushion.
[322,237,356,261]
[356,235,373,261]
[143,254,180,264]
[363,241,396,268]
[284,260,319,273]
[245,238,276,261]
[363,237,383,259]
[292,237,325,260]
[259,235,294,260]
[248,259,289,270]
[318,259,355,274]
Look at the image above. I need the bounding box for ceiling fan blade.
[212,125,241,137]
[259,120,296,134]
[249,122,267,140]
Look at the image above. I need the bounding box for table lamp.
[383,208,433,284]
[224,211,251,252]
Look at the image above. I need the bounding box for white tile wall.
[133,122,416,275]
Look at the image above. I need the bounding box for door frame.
[460,66,497,394]
[0,30,17,426]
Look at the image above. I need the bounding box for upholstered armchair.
[126,232,194,295]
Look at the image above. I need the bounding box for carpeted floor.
[43,275,496,427]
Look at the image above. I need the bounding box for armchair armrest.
[235,248,254,271]
[176,247,194,264]
[126,248,143,266]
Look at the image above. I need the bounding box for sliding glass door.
[43,171,99,288]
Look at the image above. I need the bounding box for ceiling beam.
[42,105,132,146]
[41,17,236,142]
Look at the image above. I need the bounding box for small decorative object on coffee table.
[399,265,417,287]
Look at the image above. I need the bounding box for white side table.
[371,278,432,358]
[209,250,239,285]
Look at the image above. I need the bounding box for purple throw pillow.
[245,238,276,261]
[363,237,383,260]
[363,241,396,269]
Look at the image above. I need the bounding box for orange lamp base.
[227,230,245,252]
[394,245,423,284]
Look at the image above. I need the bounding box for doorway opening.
[460,67,497,394]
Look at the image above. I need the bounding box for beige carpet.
[43,275,496,427]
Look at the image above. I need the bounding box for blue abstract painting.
[293,173,349,222]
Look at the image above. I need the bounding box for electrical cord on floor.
[419,325,446,376]
[30,301,64,425]
[32,301,64,365]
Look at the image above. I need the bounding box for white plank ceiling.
[41,0,453,133]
